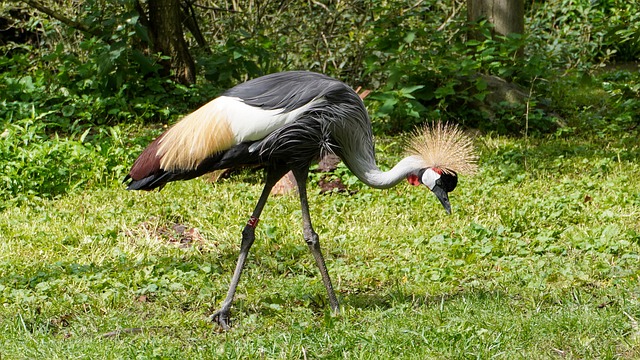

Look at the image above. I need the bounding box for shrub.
[0,113,142,207]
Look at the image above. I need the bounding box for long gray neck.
[323,98,424,189]
[348,155,424,189]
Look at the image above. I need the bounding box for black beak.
[431,184,451,214]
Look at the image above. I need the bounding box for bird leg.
[292,168,340,313]
[211,168,288,330]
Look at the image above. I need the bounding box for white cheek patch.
[422,168,441,190]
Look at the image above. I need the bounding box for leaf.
[404,32,416,44]
[19,76,34,91]
[265,225,278,239]
[475,78,488,91]
[434,83,455,99]
[109,47,124,62]
[80,128,90,143]
[400,85,425,95]
[131,50,158,75]
[473,92,487,101]
[61,105,75,117]
[380,97,398,114]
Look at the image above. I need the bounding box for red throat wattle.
[407,174,421,186]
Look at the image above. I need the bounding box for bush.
[0,113,142,207]
[363,15,548,134]
[4,0,637,135]
[528,0,640,68]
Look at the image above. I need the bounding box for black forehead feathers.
[439,171,458,192]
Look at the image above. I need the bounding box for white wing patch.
[222,96,325,142]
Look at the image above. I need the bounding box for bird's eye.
[436,178,443,186]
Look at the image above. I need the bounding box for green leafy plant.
[0,112,143,206]
[528,0,640,68]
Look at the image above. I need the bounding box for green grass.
[2,68,640,359]
[1,126,640,358]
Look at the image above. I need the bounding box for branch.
[16,0,104,39]
[311,0,330,12]
[436,1,457,32]
[189,1,238,13]
[180,0,210,52]
[401,0,425,15]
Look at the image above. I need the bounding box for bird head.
[407,167,458,213]
[405,123,477,214]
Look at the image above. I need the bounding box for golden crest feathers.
[406,122,478,175]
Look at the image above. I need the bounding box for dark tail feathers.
[123,172,171,191]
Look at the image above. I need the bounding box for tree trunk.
[467,0,524,38]
[146,0,196,85]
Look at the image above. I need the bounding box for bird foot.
[211,309,231,330]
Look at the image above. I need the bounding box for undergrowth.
[0,116,150,207]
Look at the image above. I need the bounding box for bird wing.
[128,71,336,180]
[156,96,324,173]
[222,71,337,112]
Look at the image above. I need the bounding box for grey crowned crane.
[124,71,478,329]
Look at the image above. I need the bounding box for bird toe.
[211,310,231,330]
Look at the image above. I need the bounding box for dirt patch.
[124,219,206,249]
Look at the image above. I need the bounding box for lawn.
[1,124,639,358]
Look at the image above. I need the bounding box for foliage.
[364,17,539,133]
[198,34,284,88]
[0,111,147,207]
[545,67,640,137]
[0,1,219,129]
[196,0,370,85]
[528,0,640,67]
[1,0,638,203]
[2,0,638,134]
[361,0,640,134]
